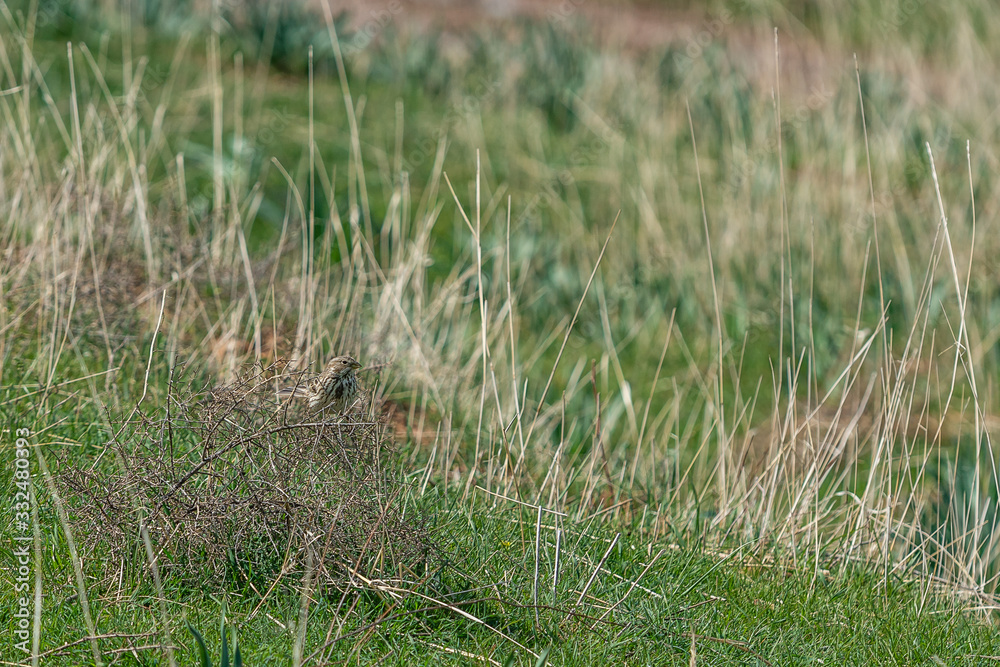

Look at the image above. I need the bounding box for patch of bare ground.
[321,0,838,98]
[320,0,971,126]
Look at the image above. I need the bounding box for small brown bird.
[277,355,362,413]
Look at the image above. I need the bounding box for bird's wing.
[277,386,312,399]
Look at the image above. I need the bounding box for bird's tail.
[277,386,311,399]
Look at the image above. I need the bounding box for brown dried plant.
[57,361,430,589]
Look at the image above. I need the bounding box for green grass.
[5,458,1000,665]
[5,485,999,664]
[2,0,1000,663]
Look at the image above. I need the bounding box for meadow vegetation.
[2,0,1000,663]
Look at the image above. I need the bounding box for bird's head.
[326,355,362,372]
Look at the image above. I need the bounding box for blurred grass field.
[3,0,1000,663]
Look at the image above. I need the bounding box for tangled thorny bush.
[58,362,430,588]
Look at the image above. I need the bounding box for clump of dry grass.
[57,361,430,588]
